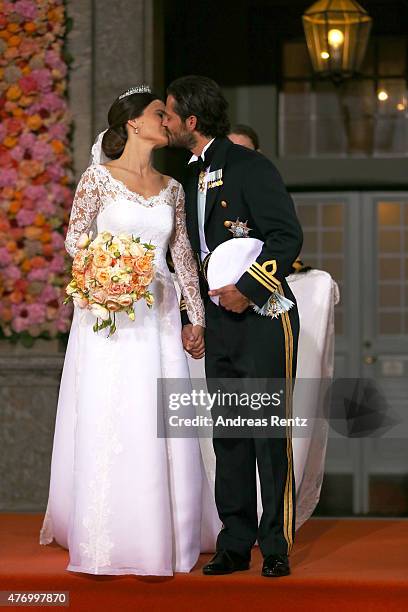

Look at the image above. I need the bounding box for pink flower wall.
[0,0,73,343]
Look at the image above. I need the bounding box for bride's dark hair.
[102,91,160,159]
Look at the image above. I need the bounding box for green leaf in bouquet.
[107,323,116,337]
[143,242,155,250]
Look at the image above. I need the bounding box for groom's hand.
[208,284,250,313]
[182,324,205,359]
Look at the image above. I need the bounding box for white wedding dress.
[39,163,220,576]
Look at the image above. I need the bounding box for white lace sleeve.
[65,166,101,257]
[169,183,205,327]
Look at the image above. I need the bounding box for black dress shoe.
[261,554,290,577]
[203,550,250,575]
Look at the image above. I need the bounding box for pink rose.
[40,285,58,303]
[6,118,23,135]
[23,185,48,201]
[49,254,65,273]
[51,231,65,249]
[10,146,24,162]
[27,268,49,282]
[0,168,18,187]
[16,209,36,227]
[19,75,38,96]
[12,317,30,333]
[14,0,38,20]
[31,69,53,93]
[40,92,65,112]
[20,133,36,148]
[47,164,64,181]
[49,183,65,203]
[0,150,12,166]
[56,318,71,333]
[3,265,21,281]
[36,200,56,215]
[32,141,54,162]
[0,248,12,266]
[27,303,46,325]
[48,124,68,139]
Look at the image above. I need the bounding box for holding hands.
[182,324,205,359]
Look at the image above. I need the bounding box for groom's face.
[163,95,196,149]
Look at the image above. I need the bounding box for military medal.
[252,292,295,319]
[206,169,223,189]
[198,170,206,193]
[224,218,252,238]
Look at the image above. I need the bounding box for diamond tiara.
[118,85,152,100]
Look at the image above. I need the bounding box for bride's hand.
[182,324,205,359]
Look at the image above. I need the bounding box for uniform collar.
[188,138,215,165]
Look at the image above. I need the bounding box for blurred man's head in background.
[228,124,260,151]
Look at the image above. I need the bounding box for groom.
[163,76,303,578]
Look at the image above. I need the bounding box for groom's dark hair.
[167,75,230,138]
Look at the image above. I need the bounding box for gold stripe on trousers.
[276,283,294,554]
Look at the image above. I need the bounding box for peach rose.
[33,213,45,227]
[93,249,112,268]
[6,85,21,101]
[92,289,107,304]
[24,23,37,33]
[3,136,17,148]
[73,272,86,291]
[109,283,126,296]
[105,299,121,312]
[51,140,64,154]
[8,35,21,47]
[95,268,111,285]
[117,294,133,308]
[122,255,134,268]
[31,256,46,269]
[24,227,42,240]
[134,256,154,275]
[20,160,44,178]
[140,271,154,286]
[73,250,88,272]
[26,115,42,130]
[90,304,110,320]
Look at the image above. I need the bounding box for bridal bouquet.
[64,231,155,336]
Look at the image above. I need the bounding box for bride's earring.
[134,126,139,134]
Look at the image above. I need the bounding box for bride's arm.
[169,182,205,328]
[65,166,101,257]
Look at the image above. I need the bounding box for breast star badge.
[224,218,252,238]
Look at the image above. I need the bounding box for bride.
[39,85,219,576]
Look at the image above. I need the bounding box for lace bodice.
[65,164,204,327]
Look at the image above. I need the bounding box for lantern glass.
[303,0,372,78]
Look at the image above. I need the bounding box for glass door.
[293,192,408,516]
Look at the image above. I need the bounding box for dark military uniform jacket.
[178,137,303,323]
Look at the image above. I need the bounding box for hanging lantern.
[302,0,372,81]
